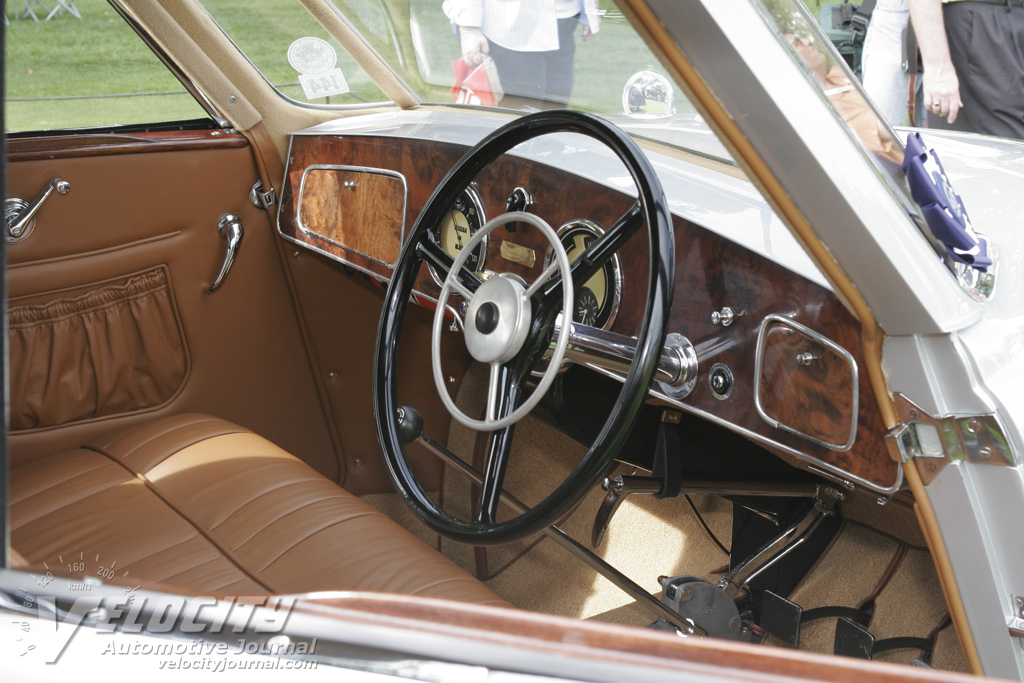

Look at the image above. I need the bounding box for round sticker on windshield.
[287,37,337,75]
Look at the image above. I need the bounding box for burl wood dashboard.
[278,130,900,495]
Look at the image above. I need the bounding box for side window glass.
[6,2,210,133]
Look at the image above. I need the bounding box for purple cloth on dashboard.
[903,132,990,271]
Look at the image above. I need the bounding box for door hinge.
[886,394,1016,485]
[249,180,277,209]
[1009,595,1024,639]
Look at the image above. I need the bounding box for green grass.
[6,0,208,130]
[5,0,826,133]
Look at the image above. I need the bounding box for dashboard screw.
[679,586,693,602]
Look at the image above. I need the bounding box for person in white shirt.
[443,0,600,108]
[861,0,914,126]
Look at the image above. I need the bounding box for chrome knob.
[711,306,736,326]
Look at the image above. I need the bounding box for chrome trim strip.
[753,314,859,452]
[296,164,408,269]
[644,365,899,496]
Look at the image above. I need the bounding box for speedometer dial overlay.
[557,221,622,329]
[429,186,487,286]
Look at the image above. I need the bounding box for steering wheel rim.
[374,110,675,545]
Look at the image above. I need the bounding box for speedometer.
[554,220,622,329]
[428,185,487,286]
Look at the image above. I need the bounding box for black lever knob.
[396,406,424,445]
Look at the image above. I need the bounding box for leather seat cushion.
[10,414,508,607]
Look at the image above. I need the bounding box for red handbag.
[451,57,503,106]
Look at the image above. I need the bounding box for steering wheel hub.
[465,276,531,364]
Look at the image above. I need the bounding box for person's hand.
[459,27,489,66]
[582,26,596,42]
[922,63,963,124]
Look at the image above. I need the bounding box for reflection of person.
[787,33,903,163]
[861,0,913,125]
[909,0,1024,139]
[442,0,600,108]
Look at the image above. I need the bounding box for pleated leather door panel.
[7,132,339,480]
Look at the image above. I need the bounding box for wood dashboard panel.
[279,134,898,492]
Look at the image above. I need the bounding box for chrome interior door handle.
[209,214,243,292]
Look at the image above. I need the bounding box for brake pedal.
[760,591,873,647]
[834,617,935,662]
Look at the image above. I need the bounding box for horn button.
[464,275,531,364]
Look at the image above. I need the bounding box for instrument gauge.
[552,220,622,330]
[429,186,487,286]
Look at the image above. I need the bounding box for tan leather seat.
[10,414,507,607]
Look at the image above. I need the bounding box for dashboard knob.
[711,307,736,326]
[709,364,734,400]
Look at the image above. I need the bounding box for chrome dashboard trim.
[276,132,901,497]
[753,314,859,452]
[576,356,903,496]
[295,163,408,270]
[274,226,905,497]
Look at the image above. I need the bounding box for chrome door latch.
[4,177,70,243]
[249,180,277,209]
[209,215,244,292]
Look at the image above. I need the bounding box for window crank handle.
[5,177,71,242]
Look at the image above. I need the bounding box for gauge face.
[557,221,621,329]
[429,186,486,286]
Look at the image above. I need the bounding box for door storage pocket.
[10,266,187,430]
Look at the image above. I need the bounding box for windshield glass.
[198,0,690,118]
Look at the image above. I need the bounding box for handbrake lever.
[592,475,663,547]
[592,416,683,547]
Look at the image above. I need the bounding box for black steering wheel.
[374,110,674,545]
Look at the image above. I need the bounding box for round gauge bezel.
[551,219,623,330]
[428,184,488,288]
